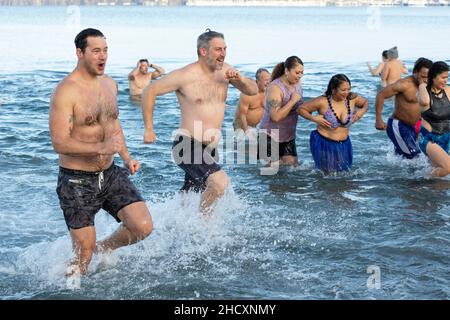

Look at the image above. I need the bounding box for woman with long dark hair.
[298,74,368,174]
[417,61,450,177]
[258,56,304,166]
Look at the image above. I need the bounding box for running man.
[375,57,433,159]
[141,29,257,214]
[49,28,153,276]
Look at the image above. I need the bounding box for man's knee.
[130,207,153,240]
[206,171,229,196]
[134,216,153,239]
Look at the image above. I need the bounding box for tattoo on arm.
[268,99,281,110]
[68,115,74,133]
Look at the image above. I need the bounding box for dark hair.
[197,28,224,56]
[74,28,105,53]
[139,59,149,64]
[324,74,352,97]
[255,68,269,81]
[427,61,449,91]
[413,57,433,74]
[271,56,303,81]
[382,50,388,60]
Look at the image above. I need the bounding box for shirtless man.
[128,59,165,96]
[233,68,270,135]
[375,57,433,159]
[367,50,388,77]
[380,46,408,87]
[49,29,153,276]
[142,29,257,214]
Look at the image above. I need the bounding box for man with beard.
[142,29,257,214]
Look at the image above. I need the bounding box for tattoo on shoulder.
[268,99,281,110]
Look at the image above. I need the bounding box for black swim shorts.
[172,135,221,193]
[257,131,297,161]
[56,163,144,230]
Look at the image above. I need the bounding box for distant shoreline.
[1,0,449,7]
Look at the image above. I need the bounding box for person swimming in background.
[258,56,304,167]
[380,46,408,87]
[128,58,165,97]
[233,68,270,137]
[417,61,450,177]
[298,74,368,174]
[367,50,388,77]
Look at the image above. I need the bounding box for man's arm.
[367,62,384,77]
[112,118,141,174]
[375,80,403,130]
[150,63,166,80]
[142,69,184,143]
[49,83,121,156]
[237,94,251,133]
[128,67,139,81]
[225,68,258,96]
[417,82,430,111]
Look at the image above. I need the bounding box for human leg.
[97,201,152,252]
[68,226,96,275]
[201,170,229,214]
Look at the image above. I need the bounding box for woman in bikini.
[298,74,369,174]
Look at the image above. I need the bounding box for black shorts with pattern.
[56,163,144,230]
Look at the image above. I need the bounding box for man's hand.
[225,68,242,81]
[144,130,157,144]
[418,77,427,86]
[124,158,140,174]
[100,131,124,155]
[375,119,387,130]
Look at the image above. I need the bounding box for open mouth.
[98,63,105,69]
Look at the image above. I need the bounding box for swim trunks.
[56,163,144,230]
[172,135,221,193]
[386,118,421,159]
[257,131,297,161]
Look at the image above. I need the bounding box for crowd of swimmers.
[48,28,450,279]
